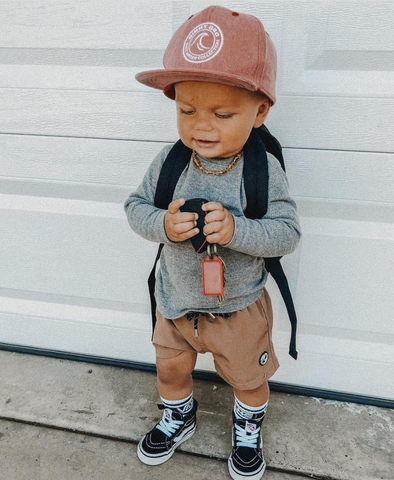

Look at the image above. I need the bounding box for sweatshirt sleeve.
[225,154,301,258]
[124,144,174,244]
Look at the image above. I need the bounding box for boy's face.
[175,81,270,159]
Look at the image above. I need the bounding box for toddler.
[124,6,301,479]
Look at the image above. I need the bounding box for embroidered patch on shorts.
[259,351,269,366]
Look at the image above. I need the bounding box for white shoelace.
[234,421,261,448]
[157,409,184,437]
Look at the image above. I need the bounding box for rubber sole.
[228,456,266,480]
[137,424,196,466]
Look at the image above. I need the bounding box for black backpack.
[149,125,298,360]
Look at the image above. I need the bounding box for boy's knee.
[156,351,196,383]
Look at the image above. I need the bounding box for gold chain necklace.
[192,150,243,176]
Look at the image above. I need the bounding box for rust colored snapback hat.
[135,5,277,104]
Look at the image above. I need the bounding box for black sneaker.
[137,399,198,465]
[228,411,266,479]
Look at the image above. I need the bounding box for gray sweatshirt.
[124,144,301,319]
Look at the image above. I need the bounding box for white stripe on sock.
[234,396,268,420]
[161,392,194,414]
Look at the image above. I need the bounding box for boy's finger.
[177,228,199,241]
[203,221,221,236]
[173,221,198,234]
[187,228,200,239]
[201,201,224,213]
[168,198,185,214]
[176,211,198,223]
[204,210,225,223]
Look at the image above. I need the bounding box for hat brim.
[135,69,275,104]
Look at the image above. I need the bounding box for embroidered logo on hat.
[183,22,224,63]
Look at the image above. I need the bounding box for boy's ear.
[253,100,271,128]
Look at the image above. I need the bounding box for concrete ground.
[0,350,393,480]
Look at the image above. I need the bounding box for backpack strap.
[148,140,192,335]
[243,129,269,219]
[265,257,298,360]
[154,140,192,209]
[254,126,298,359]
[147,243,163,336]
[149,128,298,358]
[257,124,285,171]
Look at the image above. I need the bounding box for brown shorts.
[153,288,279,390]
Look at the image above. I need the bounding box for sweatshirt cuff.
[155,210,173,244]
[223,214,240,249]
[161,211,178,245]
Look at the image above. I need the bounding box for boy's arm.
[124,145,198,244]
[224,154,301,258]
[124,145,173,244]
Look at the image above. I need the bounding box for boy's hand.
[202,202,234,245]
[165,198,199,242]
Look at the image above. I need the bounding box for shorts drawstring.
[186,311,232,338]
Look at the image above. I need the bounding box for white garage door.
[1,1,393,402]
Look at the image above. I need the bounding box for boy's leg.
[199,290,277,479]
[138,350,198,466]
[233,380,270,407]
[228,382,269,480]
[157,350,197,400]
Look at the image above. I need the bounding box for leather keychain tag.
[202,244,225,305]
[202,255,224,296]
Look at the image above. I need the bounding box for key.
[216,252,226,306]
